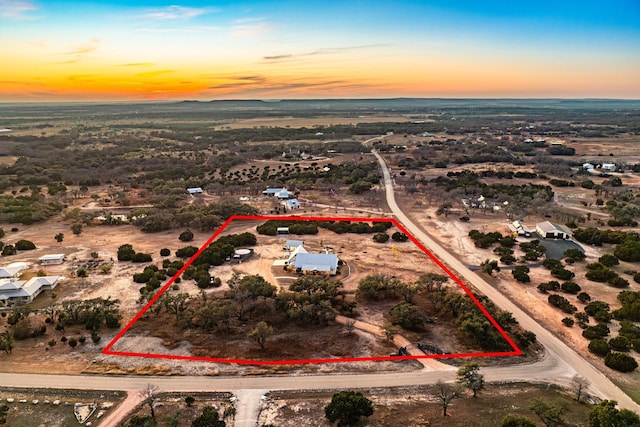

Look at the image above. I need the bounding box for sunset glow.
[1,1,639,101]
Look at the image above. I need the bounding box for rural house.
[535,221,572,240]
[0,276,63,306]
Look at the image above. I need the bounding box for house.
[273,244,308,268]
[293,253,339,275]
[508,220,533,237]
[263,187,286,196]
[582,163,595,170]
[187,187,203,195]
[275,189,294,200]
[284,240,304,251]
[0,262,27,279]
[536,221,572,240]
[282,198,300,210]
[0,276,63,306]
[602,163,616,172]
[38,254,66,266]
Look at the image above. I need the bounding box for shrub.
[117,244,135,261]
[604,352,638,372]
[594,310,612,323]
[1,245,16,256]
[577,292,591,303]
[537,281,560,293]
[391,231,408,242]
[582,324,610,340]
[585,301,610,316]
[588,339,611,356]
[14,239,36,250]
[131,252,152,263]
[548,294,577,314]
[561,317,574,327]
[160,248,170,257]
[609,336,631,352]
[179,229,194,242]
[512,265,530,283]
[598,254,619,267]
[389,302,430,331]
[551,266,575,281]
[564,248,586,262]
[373,233,389,243]
[608,276,629,289]
[561,281,581,294]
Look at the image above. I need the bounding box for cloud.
[136,5,216,21]
[262,44,387,63]
[65,38,100,56]
[135,25,221,33]
[120,62,155,67]
[205,74,374,94]
[136,69,175,78]
[0,0,37,18]
[231,17,273,37]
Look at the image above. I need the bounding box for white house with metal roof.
[0,262,27,279]
[0,276,63,306]
[293,253,339,275]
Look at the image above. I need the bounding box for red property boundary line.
[103,214,522,365]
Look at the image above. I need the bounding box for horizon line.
[1,96,640,105]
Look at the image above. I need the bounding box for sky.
[1,0,639,101]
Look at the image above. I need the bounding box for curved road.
[371,146,640,412]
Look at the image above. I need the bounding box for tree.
[55,233,64,243]
[500,415,536,427]
[389,302,429,331]
[480,259,500,276]
[456,363,485,398]
[0,331,14,354]
[434,380,460,417]
[604,352,638,372]
[530,399,566,427]
[191,407,225,427]
[571,374,590,403]
[140,384,159,421]
[160,248,170,257]
[247,321,273,351]
[71,222,83,235]
[588,400,640,427]
[324,391,373,426]
[185,395,195,407]
[15,239,36,250]
[179,229,194,242]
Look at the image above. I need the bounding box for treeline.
[573,228,640,262]
[256,220,392,236]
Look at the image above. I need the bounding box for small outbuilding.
[187,187,203,195]
[38,254,66,265]
[536,221,572,240]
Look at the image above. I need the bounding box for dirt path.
[235,389,268,427]
[99,390,145,427]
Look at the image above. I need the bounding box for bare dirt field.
[258,382,591,427]
[0,387,125,427]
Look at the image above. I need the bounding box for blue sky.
[1,0,639,100]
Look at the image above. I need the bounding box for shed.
[38,254,66,265]
[282,198,300,210]
[276,227,289,235]
[187,187,203,195]
[536,221,572,240]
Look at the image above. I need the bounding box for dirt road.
[372,147,640,412]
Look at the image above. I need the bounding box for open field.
[0,388,125,427]
[259,383,592,427]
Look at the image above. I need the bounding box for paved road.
[371,147,640,413]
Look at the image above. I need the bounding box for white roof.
[38,254,65,261]
[293,253,338,271]
[0,263,26,278]
[0,276,62,300]
[285,240,304,248]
